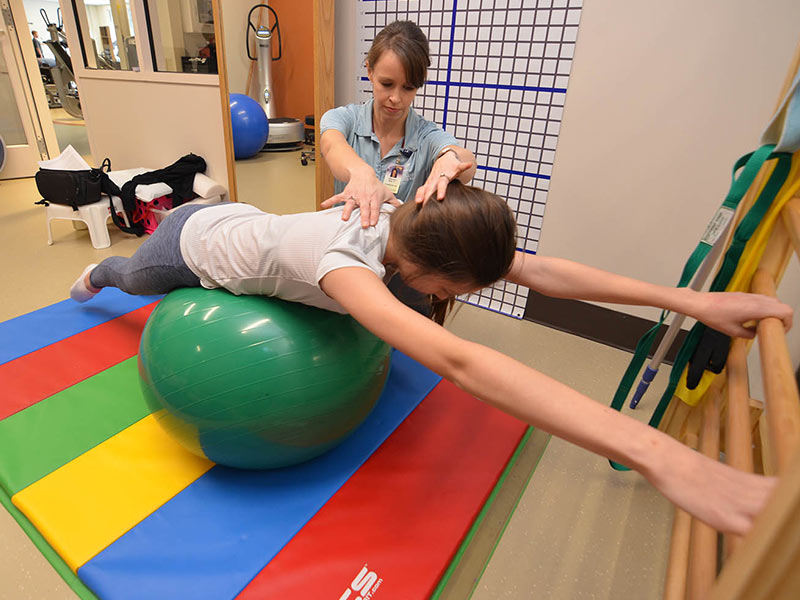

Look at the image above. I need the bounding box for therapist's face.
[367,50,419,124]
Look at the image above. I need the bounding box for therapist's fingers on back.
[341,202,354,221]
[369,205,380,227]
[359,199,377,228]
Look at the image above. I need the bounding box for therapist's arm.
[414,145,477,204]
[319,129,399,227]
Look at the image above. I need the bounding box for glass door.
[0,0,57,179]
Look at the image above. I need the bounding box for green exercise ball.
[138,287,391,469]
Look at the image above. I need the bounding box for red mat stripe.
[0,304,155,421]
[236,379,528,600]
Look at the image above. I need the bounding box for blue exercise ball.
[229,93,269,159]
[138,288,392,469]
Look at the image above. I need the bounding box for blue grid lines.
[356,0,583,318]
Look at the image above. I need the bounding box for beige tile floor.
[0,152,672,599]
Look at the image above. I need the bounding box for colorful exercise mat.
[0,288,530,599]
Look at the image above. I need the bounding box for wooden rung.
[687,386,722,600]
[751,269,800,473]
[782,197,800,262]
[725,339,755,474]
[661,396,693,441]
[664,405,703,600]
[749,399,766,475]
[757,219,793,283]
[724,339,754,558]
[706,41,800,598]
[759,414,778,477]
[749,398,765,434]
[710,447,800,600]
[664,508,693,600]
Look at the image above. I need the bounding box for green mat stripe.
[0,476,98,600]
[462,435,552,598]
[464,433,551,599]
[0,357,151,495]
[431,427,549,599]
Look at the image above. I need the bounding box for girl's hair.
[366,21,430,89]
[390,181,518,324]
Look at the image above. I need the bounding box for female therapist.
[319,20,477,229]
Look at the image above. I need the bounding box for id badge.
[382,164,404,194]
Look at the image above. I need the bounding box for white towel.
[37,145,91,171]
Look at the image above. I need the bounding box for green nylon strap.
[645,151,793,423]
[608,144,782,471]
[671,149,768,287]
[708,151,794,293]
[609,145,773,414]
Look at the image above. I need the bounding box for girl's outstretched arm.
[506,251,793,337]
[320,267,775,536]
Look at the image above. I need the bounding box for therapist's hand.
[320,168,400,228]
[414,150,476,205]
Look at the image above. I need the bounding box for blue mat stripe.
[0,289,162,365]
[78,351,440,600]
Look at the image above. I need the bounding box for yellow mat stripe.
[12,413,213,572]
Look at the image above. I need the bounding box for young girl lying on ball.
[70,181,792,536]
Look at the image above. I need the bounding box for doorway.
[0,0,59,178]
[27,1,91,159]
[216,0,331,214]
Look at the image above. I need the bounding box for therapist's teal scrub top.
[320,99,458,203]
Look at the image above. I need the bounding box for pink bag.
[132,196,174,234]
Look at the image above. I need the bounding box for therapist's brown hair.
[366,21,430,89]
[390,181,517,324]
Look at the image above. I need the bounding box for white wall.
[541,0,800,392]
[84,4,114,55]
[77,76,228,184]
[333,0,356,107]
[221,0,260,96]
[56,0,230,188]
[542,1,798,318]
[332,0,800,387]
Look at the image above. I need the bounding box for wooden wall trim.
[313,0,335,209]
[211,0,238,203]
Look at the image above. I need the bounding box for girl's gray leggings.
[90,204,213,295]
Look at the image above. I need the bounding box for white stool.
[45,198,129,249]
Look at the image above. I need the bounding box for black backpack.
[34,157,113,211]
[34,154,207,237]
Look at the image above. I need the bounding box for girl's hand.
[692,291,793,338]
[320,169,400,228]
[414,149,476,205]
[647,446,776,536]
